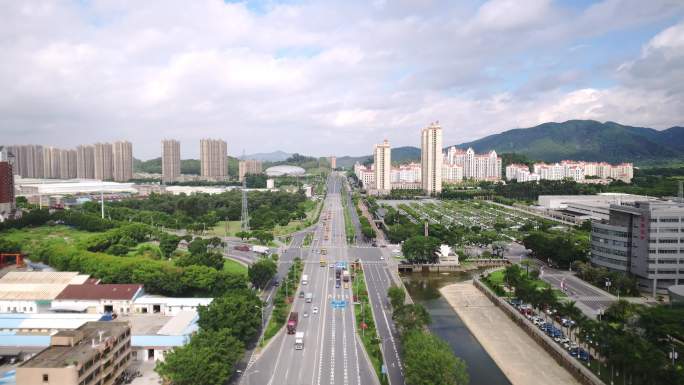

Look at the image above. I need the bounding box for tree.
[0,239,21,253]
[175,252,224,270]
[236,231,251,240]
[197,290,262,344]
[248,258,277,289]
[402,236,440,264]
[403,330,469,385]
[387,286,406,310]
[393,304,431,335]
[159,234,180,258]
[155,328,244,385]
[252,230,274,245]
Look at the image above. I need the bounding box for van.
[305,293,313,303]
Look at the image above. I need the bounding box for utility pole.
[241,150,250,232]
[100,190,104,219]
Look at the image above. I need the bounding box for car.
[299,291,305,298]
[303,311,309,318]
[380,256,384,260]
[329,263,335,268]
[335,281,341,288]
[312,306,319,314]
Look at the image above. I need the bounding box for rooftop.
[55,284,143,301]
[133,295,212,307]
[0,313,103,331]
[19,321,129,368]
[0,272,90,285]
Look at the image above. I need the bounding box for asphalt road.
[242,174,377,385]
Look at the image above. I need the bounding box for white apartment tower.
[200,139,227,179]
[162,140,181,183]
[373,139,391,194]
[421,122,443,195]
[76,145,95,179]
[94,143,113,181]
[112,141,133,182]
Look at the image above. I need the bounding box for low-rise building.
[16,321,132,385]
[52,284,144,315]
[0,272,91,314]
[132,295,212,316]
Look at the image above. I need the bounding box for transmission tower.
[240,150,250,231]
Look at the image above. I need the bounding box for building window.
[42,374,48,382]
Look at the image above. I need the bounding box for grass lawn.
[208,221,242,237]
[223,258,248,275]
[0,226,97,254]
[488,269,566,299]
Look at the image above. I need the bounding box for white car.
[312,306,319,314]
[380,256,385,260]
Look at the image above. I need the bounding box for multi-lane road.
[242,174,378,385]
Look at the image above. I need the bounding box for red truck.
[234,245,250,252]
[287,312,299,334]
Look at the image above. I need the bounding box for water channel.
[401,270,511,385]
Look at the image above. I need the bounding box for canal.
[402,270,511,385]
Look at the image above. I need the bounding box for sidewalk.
[440,282,580,385]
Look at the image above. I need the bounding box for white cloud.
[0,0,682,158]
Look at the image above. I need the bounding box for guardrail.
[473,278,605,385]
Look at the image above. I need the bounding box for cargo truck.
[342,270,350,282]
[302,274,309,285]
[305,292,313,303]
[287,312,298,334]
[295,332,304,350]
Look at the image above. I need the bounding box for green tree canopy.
[403,330,469,385]
[248,258,277,289]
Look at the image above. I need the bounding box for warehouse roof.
[0,272,90,285]
[55,284,143,301]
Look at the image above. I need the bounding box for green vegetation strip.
[340,185,355,244]
[262,257,304,346]
[353,266,388,385]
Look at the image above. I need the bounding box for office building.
[16,321,132,385]
[373,139,391,194]
[77,145,95,179]
[200,139,227,180]
[161,140,181,183]
[112,141,133,182]
[94,143,113,181]
[238,159,263,182]
[421,122,443,195]
[445,146,501,182]
[591,200,684,296]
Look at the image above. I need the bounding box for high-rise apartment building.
[373,140,391,194]
[421,122,443,195]
[6,145,44,178]
[444,147,501,182]
[200,139,227,180]
[238,159,263,182]
[94,143,113,181]
[42,147,62,179]
[58,149,77,179]
[0,147,15,222]
[591,201,684,296]
[16,321,132,385]
[76,145,95,179]
[112,141,133,182]
[329,156,336,170]
[162,140,181,183]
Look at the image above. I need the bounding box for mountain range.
[134,120,684,173]
[338,120,684,167]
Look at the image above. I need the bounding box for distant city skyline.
[1,1,683,159]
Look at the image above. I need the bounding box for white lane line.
[315,253,331,385]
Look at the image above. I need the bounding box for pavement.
[241,174,378,385]
[440,282,581,385]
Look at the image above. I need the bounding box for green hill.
[456,120,684,164]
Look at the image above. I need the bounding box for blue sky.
[0,0,683,158]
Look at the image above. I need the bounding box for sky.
[1,0,683,159]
